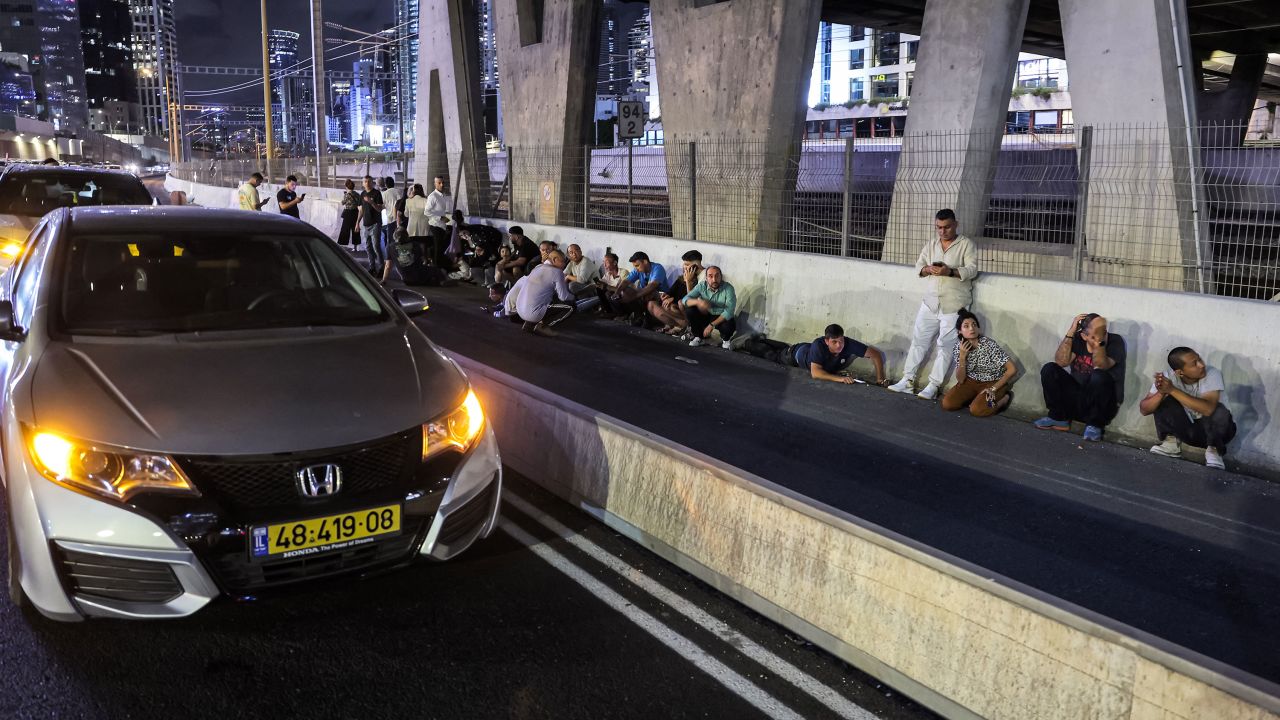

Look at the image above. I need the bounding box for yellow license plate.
[250,504,401,560]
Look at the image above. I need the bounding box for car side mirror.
[0,300,25,342]
[391,288,429,317]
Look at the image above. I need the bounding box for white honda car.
[2,206,502,621]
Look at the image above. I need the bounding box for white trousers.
[901,302,959,388]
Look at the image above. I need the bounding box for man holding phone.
[887,208,979,400]
[277,175,305,219]
[1035,313,1127,441]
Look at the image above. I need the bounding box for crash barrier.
[164,175,1280,475]
[453,352,1280,720]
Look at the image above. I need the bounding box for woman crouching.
[941,310,1016,416]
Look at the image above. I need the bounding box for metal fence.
[172,152,415,190]
[174,124,1280,301]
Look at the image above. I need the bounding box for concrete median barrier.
[452,351,1280,720]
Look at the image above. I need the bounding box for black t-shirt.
[468,226,503,267]
[395,196,408,230]
[359,188,383,226]
[794,336,869,374]
[511,237,538,264]
[277,188,300,218]
[1070,332,1127,403]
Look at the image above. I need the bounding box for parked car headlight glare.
[25,428,199,502]
[422,389,485,460]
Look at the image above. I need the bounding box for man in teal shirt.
[681,265,737,348]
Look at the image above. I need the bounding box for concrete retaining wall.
[477,222,1280,476]
[164,175,1280,475]
[456,353,1280,720]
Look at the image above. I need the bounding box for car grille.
[209,518,429,593]
[179,431,419,509]
[56,547,183,604]
[436,482,498,546]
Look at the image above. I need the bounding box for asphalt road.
[417,283,1280,685]
[0,475,935,720]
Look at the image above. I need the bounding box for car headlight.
[422,389,485,461]
[24,427,199,502]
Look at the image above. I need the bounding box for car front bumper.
[8,425,502,621]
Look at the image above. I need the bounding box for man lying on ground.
[738,324,887,385]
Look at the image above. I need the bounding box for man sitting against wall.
[648,250,704,334]
[563,244,599,297]
[738,324,887,386]
[679,265,738,348]
[1034,313,1127,441]
[494,226,538,285]
[606,251,669,325]
[1139,346,1236,470]
[593,253,628,316]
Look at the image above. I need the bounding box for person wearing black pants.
[337,179,359,247]
[1039,363,1120,427]
[1034,313,1127,441]
[1139,346,1236,469]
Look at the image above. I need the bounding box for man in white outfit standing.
[425,176,452,263]
[887,208,979,400]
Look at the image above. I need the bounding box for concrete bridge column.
[1060,0,1210,292]
[650,0,823,248]
[884,0,1030,264]
[413,0,492,215]
[493,0,599,225]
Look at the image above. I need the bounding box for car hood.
[29,323,467,455]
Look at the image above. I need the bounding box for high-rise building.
[267,29,300,145]
[80,0,140,133]
[130,0,180,139]
[0,54,37,118]
[0,0,90,129]
[395,0,419,145]
[598,1,648,99]
[330,79,353,147]
[476,0,502,144]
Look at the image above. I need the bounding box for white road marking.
[505,493,880,720]
[502,520,808,720]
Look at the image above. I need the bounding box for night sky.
[175,0,394,103]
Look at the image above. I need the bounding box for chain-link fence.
[172,152,414,190]
[173,124,1280,300]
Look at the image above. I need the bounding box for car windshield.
[0,172,153,216]
[58,231,389,334]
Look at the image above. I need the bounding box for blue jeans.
[361,223,382,269]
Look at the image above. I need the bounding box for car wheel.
[6,515,29,610]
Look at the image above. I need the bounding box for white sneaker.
[916,383,940,400]
[1204,447,1226,470]
[887,378,913,394]
[1149,436,1182,458]
[720,340,731,350]
[688,337,703,347]
[446,271,466,280]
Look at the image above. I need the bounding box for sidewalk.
[415,283,1280,684]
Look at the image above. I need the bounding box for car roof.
[64,206,317,235]
[0,163,141,181]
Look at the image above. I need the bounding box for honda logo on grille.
[296,464,343,497]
